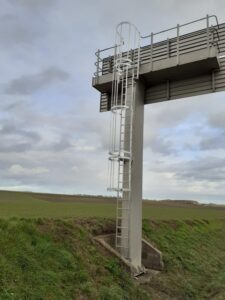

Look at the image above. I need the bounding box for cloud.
[146,135,176,155]
[208,112,225,129]
[0,14,42,46]
[200,130,225,151]
[4,67,70,95]
[0,120,41,153]
[3,100,26,112]
[150,156,225,183]
[175,157,225,182]
[8,164,49,176]
[0,142,32,153]
[0,0,225,204]
[50,136,73,152]
[9,0,55,10]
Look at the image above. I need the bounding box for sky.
[0,0,225,204]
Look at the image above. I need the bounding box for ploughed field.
[0,191,224,299]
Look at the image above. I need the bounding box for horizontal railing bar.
[95,43,124,55]
[95,16,222,80]
[141,15,219,39]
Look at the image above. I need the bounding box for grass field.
[0,190,224,219]
[0,190,224,299]
[0,218,224,299]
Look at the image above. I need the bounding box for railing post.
[206,14,210,56]
[167,38,170,58]
[212,70,215,92]
[96,49,100,78]
[177,24,180,65]
[151,32,153,70]
[137,39,141,78]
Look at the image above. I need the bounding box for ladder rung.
[116,235,129,239]
[117,207,129,210]
[108,187,130,192]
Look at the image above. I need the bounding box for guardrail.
[94,15,220,78]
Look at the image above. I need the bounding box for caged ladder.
[108,22,141,259]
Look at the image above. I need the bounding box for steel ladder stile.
[107,22,141,259]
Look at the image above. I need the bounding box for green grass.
[0,218,224,299]
[0,191,224,219]
[143,219,225,299]
[0,191,224,299]
[0,218,148,300]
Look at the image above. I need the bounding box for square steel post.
[123,80,145,271]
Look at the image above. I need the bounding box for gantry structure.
[93,15,225,274]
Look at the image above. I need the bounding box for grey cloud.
[9,0,55,10]
[0,121,40,153]
[176,167,225,182]
[0,14,41,46]
[208,112,225,129]
[0,159,11,170]
[0,146,107,195]
[3,100,25,112]
[0,0,225,202]
[197,111,225,151]
[1,122,40,140]
[200,130,225,151]
[147,136,176,156]
[153,156,225,183]
[4,67,70,95]
[50,136,73,152]
[0,142,32,153]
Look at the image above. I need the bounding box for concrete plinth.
[94,233,164,276]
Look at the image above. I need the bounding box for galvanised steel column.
[123,79,145,271]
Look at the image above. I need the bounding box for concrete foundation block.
[94,234,164,276]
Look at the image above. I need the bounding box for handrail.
[94,44,121,78]
[139,15,220,70]
[141,15,219,39]
[94,15,220,78]
[95,44,118,55]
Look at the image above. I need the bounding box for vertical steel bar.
[137,34,141,78]
[177,24,180,65]
[167,38,170,58]
[97,49,100,78]
[166,80,170,99]
[212,71,216,92]
[206,14,210,56]
[151,32,153,70]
